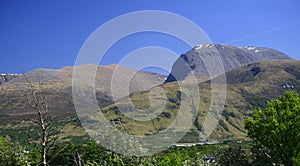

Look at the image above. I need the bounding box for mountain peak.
[165,44,291,83]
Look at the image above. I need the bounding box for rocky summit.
[165,44,291,82]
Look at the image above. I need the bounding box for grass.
[1,59,300,145]
[96,60,300,142]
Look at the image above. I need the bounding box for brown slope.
[0,64,165,123]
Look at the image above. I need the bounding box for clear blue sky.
[0,0,299,74]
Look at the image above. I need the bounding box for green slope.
[100,59,300,142]
[1,60,300,144]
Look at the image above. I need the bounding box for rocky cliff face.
[165,44,291,82]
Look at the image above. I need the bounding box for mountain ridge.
[0,64,166,123]
[165,44,291,82]
[100,59,300,141]
[0,44,298,143]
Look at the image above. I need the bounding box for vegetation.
[1,91,300,165]
[214,145,251,165]
[1,60,300,142]
[1,60,300,165]
[245,91,300,165]
[24,75,62,166]
[0,136,30,166]
[0,136,242,166]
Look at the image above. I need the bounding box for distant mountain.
[165,44,291,82]
[0,64,165,122]
[8,64,165,97]
[100,59,300,142]
[0,73,20,85]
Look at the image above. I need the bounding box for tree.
[0,136,30,166]
[24,75,59,166]
[215,145,250,166]
[45,141,89,166]
[245,91,300,166]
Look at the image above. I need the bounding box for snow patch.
[246,46,255,51]
[194,44,214,50]
[194,44,203,50]
[0,73,21,76]
[205,44,214,48]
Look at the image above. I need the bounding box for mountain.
[0,74,20,85]
[98,59,300,142]
[0,64,166,123]
[165,44,291,82]
[0,45,298,144]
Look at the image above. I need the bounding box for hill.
[0,74,20,85]
[165,44,291,82]
[0,48,298,144]
[0,64,166,123]
[99,59,300,142]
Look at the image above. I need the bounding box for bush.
[245,91,300,165]
[0,136,30,166]
[215,145,250,166]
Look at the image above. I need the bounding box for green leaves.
[245,91,300,165]
[0,136,30,166]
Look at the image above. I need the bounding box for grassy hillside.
[1,60,300,144]
[99,59,300,142]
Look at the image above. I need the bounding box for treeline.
[0,137,290,166]
[0,137,252,166]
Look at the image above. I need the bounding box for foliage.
[27,149,42,165]
[215,145,250,166]
[0,136,30,166]
[245,91,300,165]
[3,91,300,165]
[45,141,223,165]
[250,147,277,166]
[0,136,264,166]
